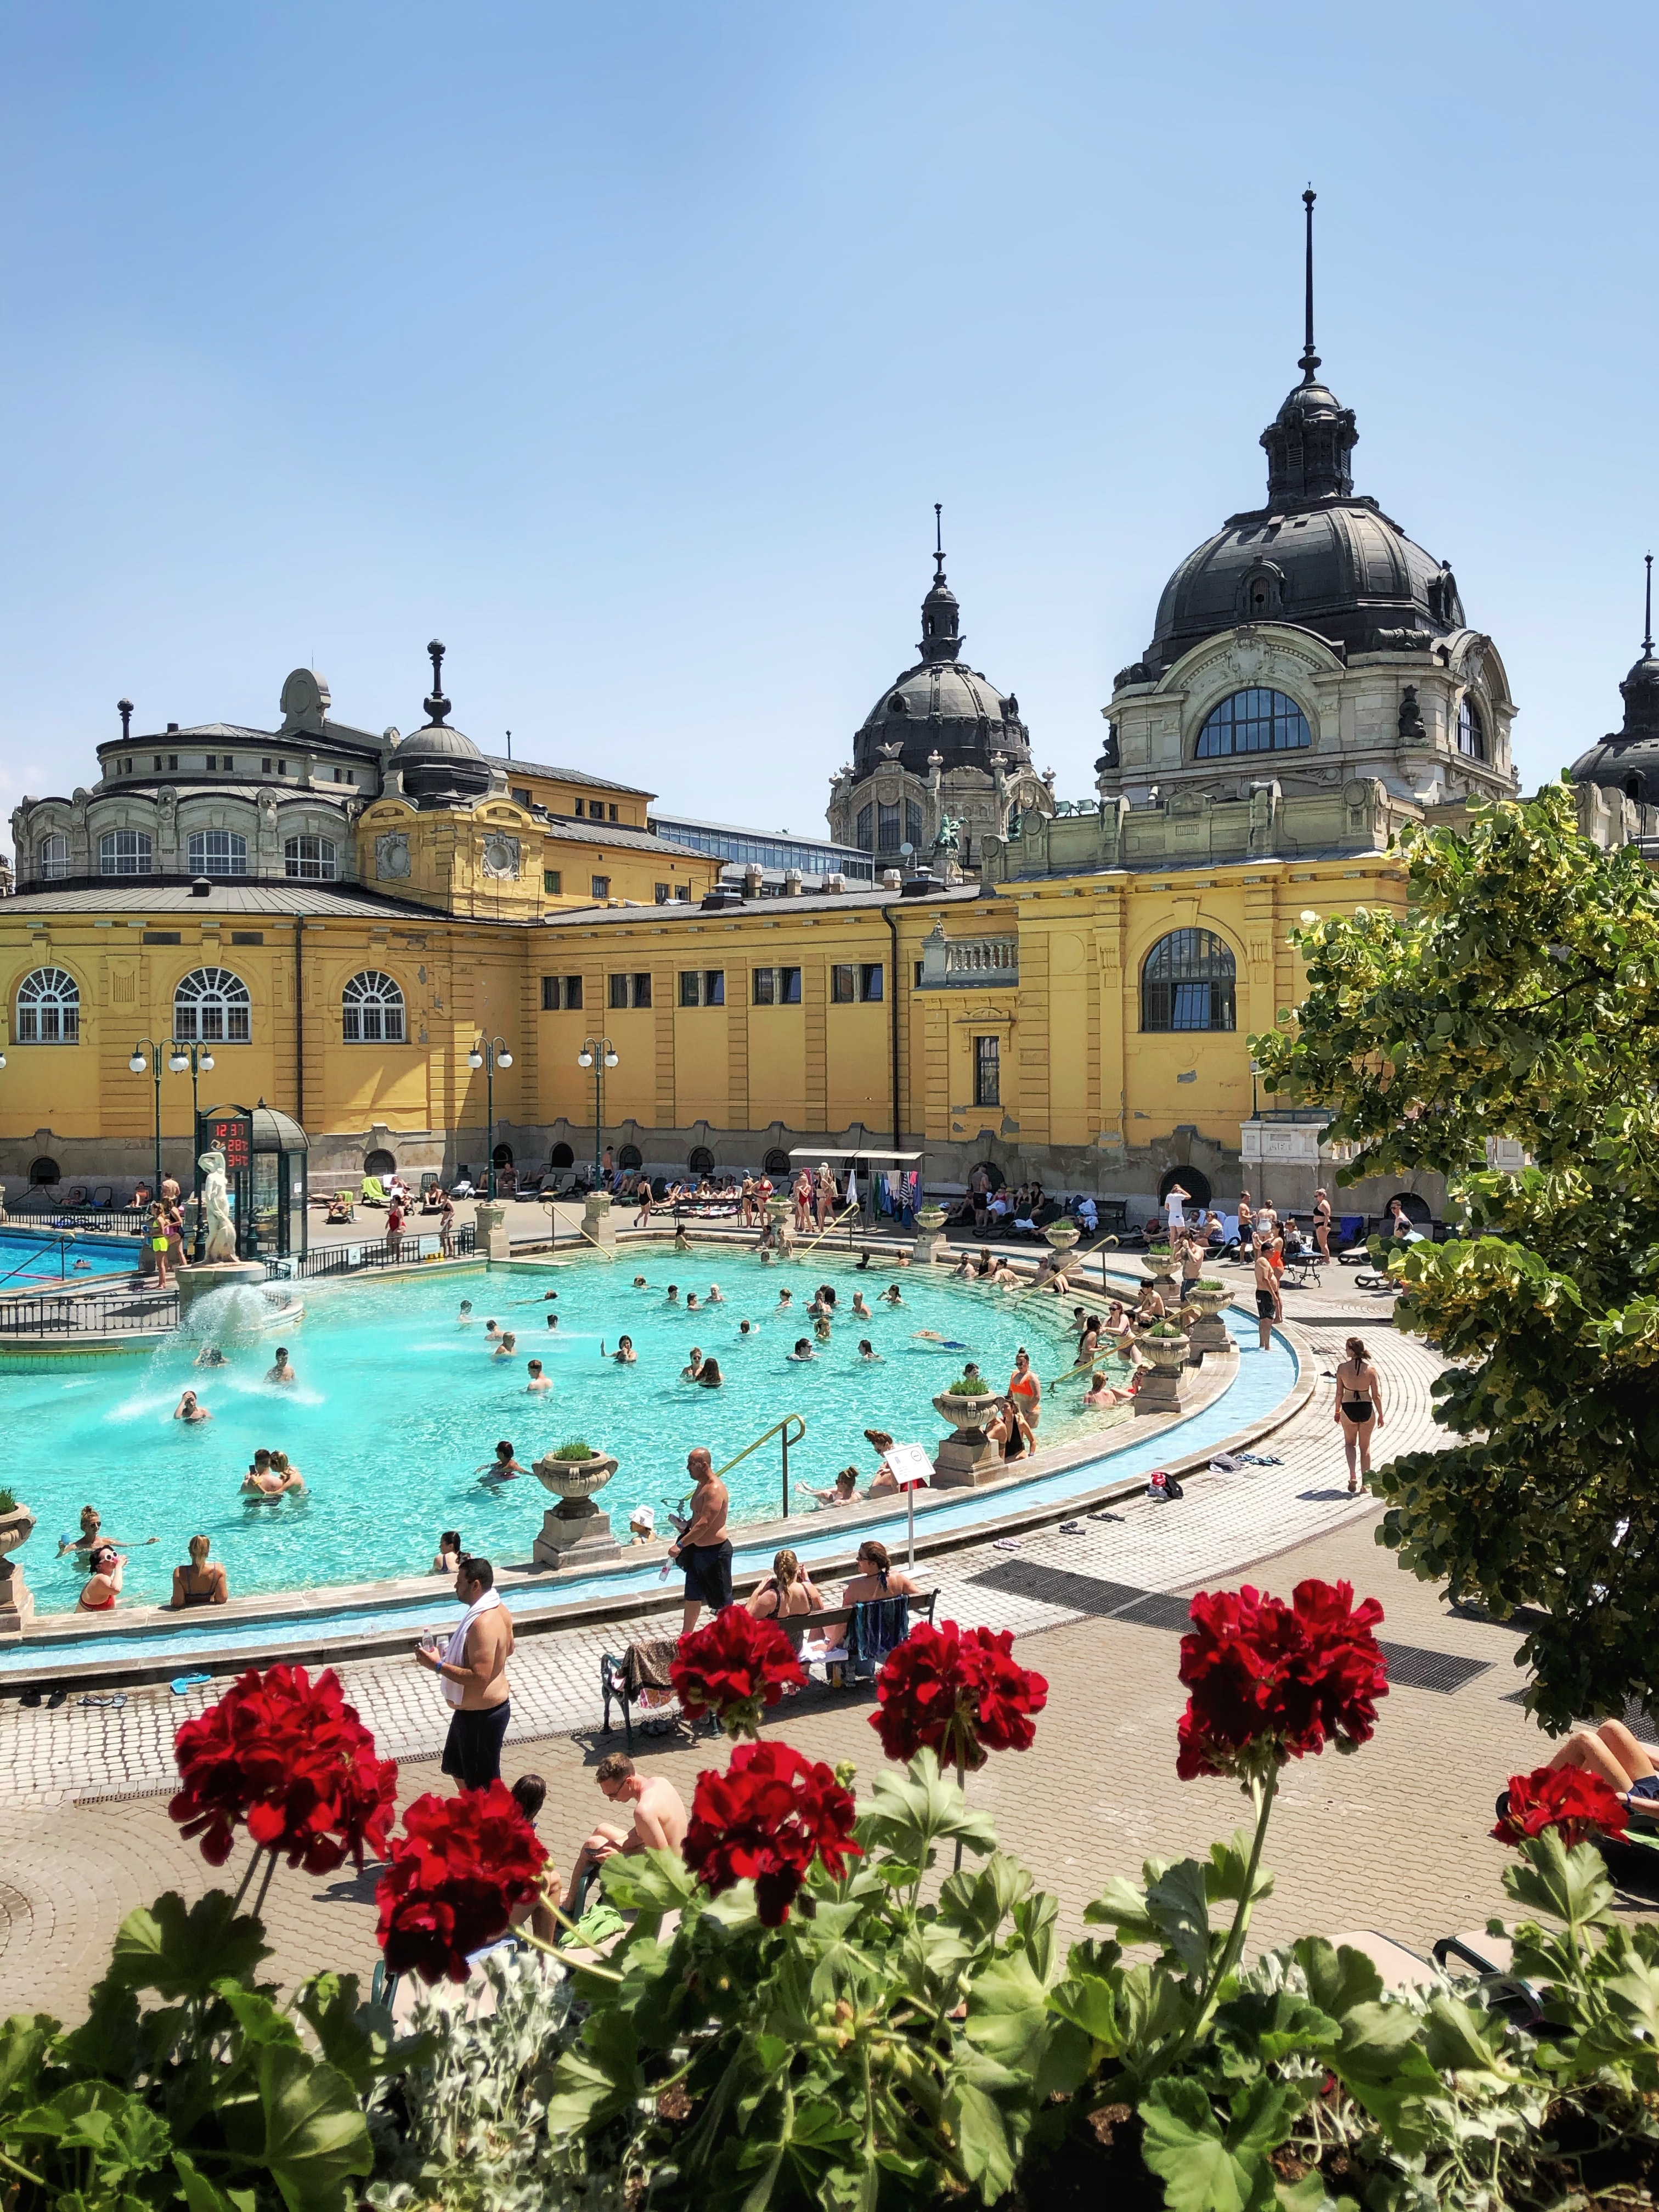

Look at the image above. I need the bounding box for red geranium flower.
[682,1741,860,1925]
[376,1783,550,1984]
[170,1663,398,1874]
[1493,1765,1629,1849]
[1176,1579,1388,1784]
[870,1620,1048,1774]
[670,1605,804,1739]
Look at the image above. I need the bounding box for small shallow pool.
[12,1251,1157,1612]
[0,1228,135,1290]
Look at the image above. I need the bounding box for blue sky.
[1,3,1652,842]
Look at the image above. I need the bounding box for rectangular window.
[680,970,726,1007]
[230,931,264,945]
[633,972,652,1007]
[654,882,670,904]
[154,755,163,771]
[541,974,584,1011]
[188,829,249,877]
[753,967,801,1005]
[878,803,901,851]
[914,959,925,988]
[544,869,562,894]
[223,755,235,772]
[142,930,182,945]
[860,963,883,1002]
[261,757,272,773]
[856,804,873,851]
[676,883,691,900]
[169,754,179,770]
[276,758,286,774]
[975,1035,1001,1108]
[831,964,856,1003]
[591,874,610,900]
[680,970,701,1007]
[610,973,630,1009]
[608,803,618,822]
[99,829,153,877]
[574,798,585,817]
[905,800,923,849]
[512,786,532,806]
[205,755,217,771]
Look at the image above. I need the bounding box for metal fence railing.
[4,1205,149,1238]
[267,1225,476,1282]
[0,1288,179,1336]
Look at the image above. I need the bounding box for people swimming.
[193,1344,227,1368]
[484,1318,502,1341]
[242,1449,305,1497]
[458,1301,475,1327]
[173,1390,211,1423]
[611,1335,637,1364]
[265,1346,296,1386]
[476,1440,529,1484]
[433,1528,463,1573]
[493,1331,518,1361]
[858,1339,881,1360]
[681,1348,705,1380]
[664,1285,679,1305]
[707,1284,725,1304]
[789,1338,815,1361]
[738,1319,753,1335]
[526,1358,551,1392]
[851,1291,873,1319]
[697,1357,724,1388]
[882,1284,904,1305]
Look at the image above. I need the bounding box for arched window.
[364,1148,397,1178]
[688,1146,715,1175]
[28,1156,60,1187]
[38,833,70,881]
[285,834,338,882]
[187,829,248,877]
[173,967,251,1044]
[16,967,80,1044]
[341,970,405,1044]
[618,1143,644,1171]
[98,828,153,876]
[550,1142,575,1170]
[1194,687,1311,759]
[1142,930,1237,1032]
[762,1147,790,1175]
[1457,696,1485,759]
[1159,1165,1212,1210]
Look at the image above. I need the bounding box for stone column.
[583,1191,618,1249]
[473,1202,511,1261]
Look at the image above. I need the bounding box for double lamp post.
[129,1037,216,1261]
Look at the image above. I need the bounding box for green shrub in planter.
[1147,1322,1184,1339]
[1195,1277,1223,1291]
[0,1488,15,1513]
[552,1439,597,1462]
[946,1373,992,1397]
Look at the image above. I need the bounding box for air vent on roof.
[190,877,212,898]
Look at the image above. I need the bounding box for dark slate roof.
[483,752,653,799]
[2,881,445,921]
[537,816,705,859]
[539,883,987,928]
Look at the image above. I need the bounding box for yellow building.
[0,306,1519,1218]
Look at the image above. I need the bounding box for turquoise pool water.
[0,1228,134,1289]
[0,1306,1295,1672]
[12,1252,1136,1613]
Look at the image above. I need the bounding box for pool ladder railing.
[713,1411,808,1519]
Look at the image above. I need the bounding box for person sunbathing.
[1544,1719,1659,1814]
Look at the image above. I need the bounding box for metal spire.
[1646,553,1654,659]
[933,501,945,583]
[1299,185,1319,383]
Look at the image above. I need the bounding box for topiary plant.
[945,1374,991,1397]
[551,1439,597,1462]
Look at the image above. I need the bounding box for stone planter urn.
[583,1190,617,1249]
[1135,1331,1192,1417]
[932,1390,1003,1487]
[1045,1218,1081,1254]
[474,1201,510,1262]
[1182,1280,1234,1362]
[912,1203,949,1266]
[531,1449,622,1568]
[0,1502,37,1633]
[1144,1250,1179,1305]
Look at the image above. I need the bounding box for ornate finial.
[1645,554,1654,659]
[933,502,945,583]
[424,639,450,727]
[1299,186,1319,383]
[117,698,133,741]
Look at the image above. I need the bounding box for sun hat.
[629,1505,656,1532]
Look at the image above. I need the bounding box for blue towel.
[845,1595,911,1680]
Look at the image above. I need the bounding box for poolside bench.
[600,1588,939,1749]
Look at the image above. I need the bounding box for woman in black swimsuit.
[168,1532,228,1609]
[1334,1334,1384,1494]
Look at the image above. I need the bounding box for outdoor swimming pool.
[12,1251,1150,1613]
[0,1228,135,1289]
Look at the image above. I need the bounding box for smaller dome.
[399,720,483,762]
[397,640,492,808]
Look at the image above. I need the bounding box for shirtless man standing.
[1253,1235,1283,1351]
[568,1751,688,1901]
[416,1554,515,1791]
[668,1446,731,1631]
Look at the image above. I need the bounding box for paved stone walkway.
[4,1317,1594,2028]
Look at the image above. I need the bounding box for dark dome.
[854,550,1031,780]
[1570,645,1659,805]
[396,640,493,808]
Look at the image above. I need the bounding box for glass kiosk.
[196,1101,309,1260]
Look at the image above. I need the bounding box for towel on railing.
[845,1595,911,1679]
[623,1637,681,1709]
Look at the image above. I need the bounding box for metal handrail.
[1007,1226,1121,1304]
[792,1202,864,1260]
[714,1411,808,1518]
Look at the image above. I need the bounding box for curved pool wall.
[0,1306,1299,1677]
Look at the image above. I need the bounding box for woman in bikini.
[1334,1335,1384,1493]
[824,1539,921,1649]
[1312,1188,1333,1261]
[1008,1348,1041,1437]
[746,1548,825,1622]
[168,1533,228,1609]
[78,1544,125,1612]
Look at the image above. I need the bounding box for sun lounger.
[359,1176,388,1207]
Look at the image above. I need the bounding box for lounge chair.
[90,1186,114,1211]
[65,1184,89,1207]
[359,1176,388,1208]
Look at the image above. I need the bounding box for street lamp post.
[127,1039,165,1198]
[576,1037,618,1187]
[169,1040,216,1260]
[467,1035,513,1200]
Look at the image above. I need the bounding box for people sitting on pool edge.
[242,1450,306,1497]
[173,1390,210,1423]
[77,1542,125,1613]
[477,1440,529,1484]
[526,1359,551,1392]
[265,1346,296,1386]
[433,1528,464,1573]
[168,1532,228,1609]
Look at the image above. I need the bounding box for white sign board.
[883,1441,932,1492]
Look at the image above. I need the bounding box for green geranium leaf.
[1048,1971,1122,2051]
[597,1845,700,1920]
[108,1891,270,2001]
[1146,1859,1216,1976]
[1503,1831,1616,1933]
[0,2011,54,2102]
[1141,2076,1296,2212]
[54,1980,140,2084]
[173,2151,258,2212]
[962,1951,1051,2069]
[217,1983,303,2052]
[1082,1876,1158,1948]
[1289,1938,1384,2025]
[294,1972,418,2095]
[255,2046,373,2212]
[861,1752,997,1867]
[944,2078,1015,2205]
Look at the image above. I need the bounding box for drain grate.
[1378,1642,1491,1695]
[1116,1591,1200,1633]
[967,1560,1146,1616]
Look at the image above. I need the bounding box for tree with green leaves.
[1250,779,1659,1731]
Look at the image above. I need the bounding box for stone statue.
[935,812,962,855]
[198,1150,238,1263]
[1397,684,1426,740]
